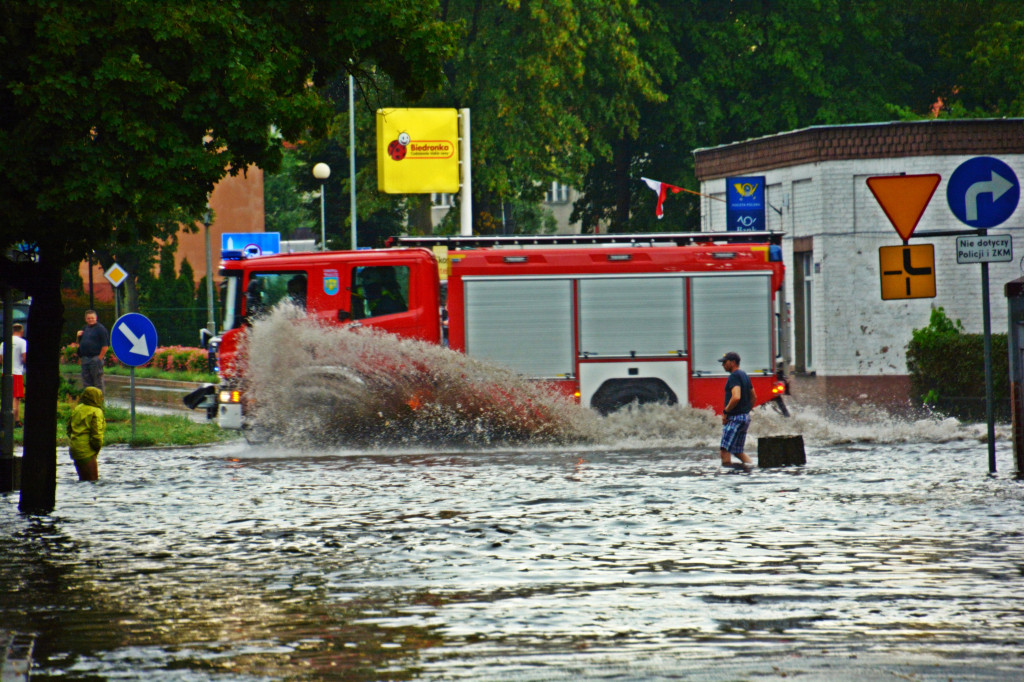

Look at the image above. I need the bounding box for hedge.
[906,307,1008,420]
[62,343,209,374]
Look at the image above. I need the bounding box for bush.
[62,343,208,373]
[906,307,1008,420]
[58,374,82,401]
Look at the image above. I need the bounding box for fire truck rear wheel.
[590,379,677,416]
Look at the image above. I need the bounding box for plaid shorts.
[720,413,751,455]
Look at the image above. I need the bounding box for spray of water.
[240,306,601,447]
[240,306,999,450]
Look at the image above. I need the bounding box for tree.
[136,242,205,347]
[574,0,1024,230]
[574,0,922,231]
[366,0,661,233]
[264,148,320,240]
[0,0,456,512]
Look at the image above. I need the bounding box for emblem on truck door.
[323,269,339,296]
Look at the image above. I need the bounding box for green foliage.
[906,307,1008,418]
[58,374,82,401]
[264,148,320,239]
[136,242,210,346]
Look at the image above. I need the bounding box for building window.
[793,247,813,373]
[545,183,570,204]
[432,193,457,209]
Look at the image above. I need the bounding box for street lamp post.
[312,162,331,251]
[203,208,215,337]
[349,74,357,250]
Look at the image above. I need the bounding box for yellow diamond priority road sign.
[104,263,129,288]
[879,244,936,300]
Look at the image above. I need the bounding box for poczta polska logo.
[387,131,455,161]
[732,181,760,201]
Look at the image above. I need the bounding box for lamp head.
[312,162,331,180]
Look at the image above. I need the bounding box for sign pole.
[130,366,136,441]
[981,255,996,473]
[460,108,472,236]
[349,74,358,251]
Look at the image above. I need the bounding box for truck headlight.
[219,390,242,404]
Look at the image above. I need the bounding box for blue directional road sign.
[111,313,158,367]
[221,232,281,257]
[947,156,1020,228]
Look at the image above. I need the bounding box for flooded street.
[2,403,1023,680]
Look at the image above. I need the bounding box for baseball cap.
[717,351,741,363]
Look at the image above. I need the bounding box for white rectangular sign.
[956,234,1012,264]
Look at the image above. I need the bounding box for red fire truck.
[185,232,787,428]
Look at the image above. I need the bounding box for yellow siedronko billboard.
[376,108,460,193]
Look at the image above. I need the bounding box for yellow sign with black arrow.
[879,244,936,300]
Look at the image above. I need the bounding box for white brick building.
[694,119,1024,408]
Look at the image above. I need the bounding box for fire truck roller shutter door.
[463,277,574,378]
[690,274,774,375]
[578,276,686,357]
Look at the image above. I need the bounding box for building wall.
[695,120,1024,408]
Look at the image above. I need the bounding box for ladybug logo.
[387,140,406,161]
[388,131,412,161]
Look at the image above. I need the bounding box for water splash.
[241,306,601,447]
[240,306,998,450]
[595,398,999,451]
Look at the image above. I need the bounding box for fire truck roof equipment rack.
[390,231,783,249]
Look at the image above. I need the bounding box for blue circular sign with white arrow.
[111,313,158,367]
[946,156,1020,228]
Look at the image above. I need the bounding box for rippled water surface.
[2,403,1024,681]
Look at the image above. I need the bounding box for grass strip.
[60,364,218,384]
[13,402,239,448]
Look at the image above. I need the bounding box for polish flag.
[641,177,685,219]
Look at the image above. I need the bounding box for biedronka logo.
[387,131,455,162]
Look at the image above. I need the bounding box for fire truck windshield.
[219,273,241,331]
[244,271,309,320]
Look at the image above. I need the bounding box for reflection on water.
[2,400,1023,680]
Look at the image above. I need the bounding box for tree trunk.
[19,257,64,513]
[408,194,433,235]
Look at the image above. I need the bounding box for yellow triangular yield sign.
[866,174,941,241]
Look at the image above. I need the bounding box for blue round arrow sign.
[111,313,158,367]
[947,156,1020,228]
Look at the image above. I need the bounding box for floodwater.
[3,404,1022,681]
[3,312,1024,680]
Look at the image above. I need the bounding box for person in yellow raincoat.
[67,386,105,481]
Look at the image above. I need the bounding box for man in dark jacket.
[77,310,109,390]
